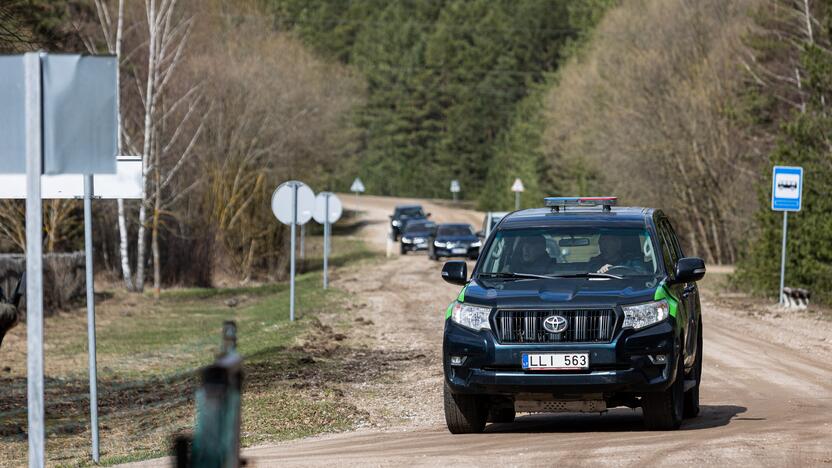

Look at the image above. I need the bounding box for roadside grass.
[0,235,380,467]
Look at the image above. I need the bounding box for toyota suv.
[441,197,705,433]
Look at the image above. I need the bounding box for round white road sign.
[272,181,315,225]
[313,192,343,224]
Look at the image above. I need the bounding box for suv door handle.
[682,284,696,298]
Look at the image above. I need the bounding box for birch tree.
[95,0,205,295]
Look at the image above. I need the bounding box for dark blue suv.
[441,197,705,433]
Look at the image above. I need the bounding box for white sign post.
[450,179,461,203]
[511,178,524,210]
[313,192,343,289]
[271,181,314,321]
[350,177,365,207]
[771,166,804,306]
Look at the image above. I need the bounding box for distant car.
[478,211,508,240]
[429,223,481,261]
[400,220,436,255]
[390,205,429,240]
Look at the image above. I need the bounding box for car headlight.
[471,240,482,248]
[451,302,491,330]
[622,300,669,330]
[392,220,400,227]
[434,241,447,248]
[401,237,412,243]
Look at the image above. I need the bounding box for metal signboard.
[271,181,314,226]
[450,180,461,193]
[0,56,26,174]
[771,166,803,212]
[0,54,118,176]
[0,157,142,199]
[313,192,343,224]
[350,177,365,193]
[42,55,118,175]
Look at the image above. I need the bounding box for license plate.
[522,353,589,370]
[452,248,467,254]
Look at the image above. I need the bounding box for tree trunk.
[117,199,134,291]
[136,0,158,293]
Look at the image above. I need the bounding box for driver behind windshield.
[590,233,644,274]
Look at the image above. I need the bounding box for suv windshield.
[438,225,473,237]
[404,222,433,234]
[396,207,424,217]
[478,226,658,278]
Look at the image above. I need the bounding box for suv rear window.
[479,226,658,278]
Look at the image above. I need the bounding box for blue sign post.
[771,166,804,305]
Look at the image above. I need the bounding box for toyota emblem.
[543,315,568,333]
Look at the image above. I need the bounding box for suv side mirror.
[442,261,467,286]
[673,257,706,283]
[426,212,432,217]
[476,230,484,238]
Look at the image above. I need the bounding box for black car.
[429,223,481,261]
[440,197,705,433]
[400,220,436,254]
[390,205,429,240]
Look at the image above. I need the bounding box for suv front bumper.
[444,319,678,396]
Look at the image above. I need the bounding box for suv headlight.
[434,241,447,248]
[392,220,400,227]
[401,237,412,243]
[451,302,491,330]
[622,300,669,330]
[471,240,482,248]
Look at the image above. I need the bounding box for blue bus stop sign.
[771,166,803,212]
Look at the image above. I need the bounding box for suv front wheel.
[444,383,487,434]
[641,353,685,430]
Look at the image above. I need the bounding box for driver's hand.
[597,264,613,274]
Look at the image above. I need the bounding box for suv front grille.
[494,309,616,344]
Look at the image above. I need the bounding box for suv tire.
[400,244,407,255]
[642,352,684,430]
[684,320,703,418]
[444,383,487,434]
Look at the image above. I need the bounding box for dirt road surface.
[248,195,832,467]
[131,196,832,467]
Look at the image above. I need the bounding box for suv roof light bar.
[544,196,617,212]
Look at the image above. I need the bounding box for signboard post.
[350,177,365,207]
[450,179,460,203]
[313,193,343,289]
[271,181,314,321]
[771,166,804,306]
[511,178,524,210]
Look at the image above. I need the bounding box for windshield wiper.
[545,272,623,280]
[477,272,552,281]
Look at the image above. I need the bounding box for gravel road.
[131,195,832,467]
[246,195,832,467]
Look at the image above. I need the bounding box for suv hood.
[464,277,660,308]
[436,234,478,243]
